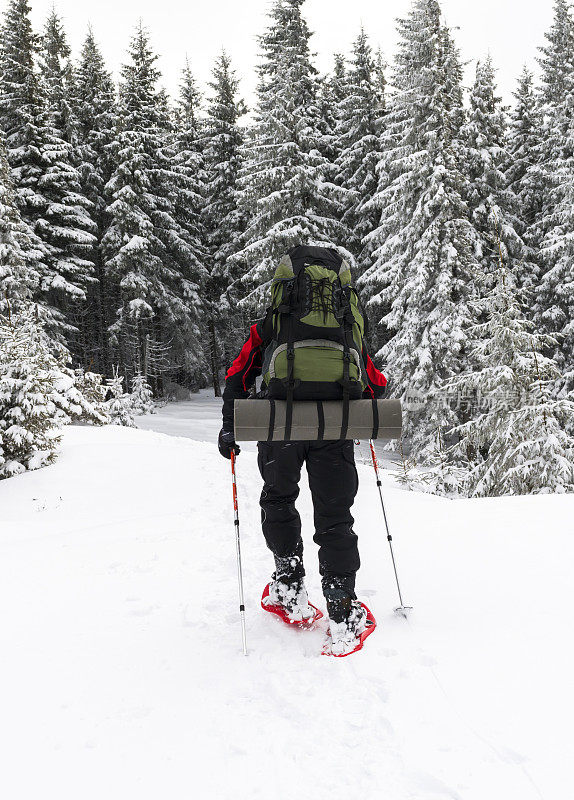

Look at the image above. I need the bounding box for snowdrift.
[0,411,572,800]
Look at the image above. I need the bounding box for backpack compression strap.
[285,321,295,441]
[283,282,297,441]
[339,284,355,440]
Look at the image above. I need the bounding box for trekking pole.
[368,440,413,618]
[230,450,248,655]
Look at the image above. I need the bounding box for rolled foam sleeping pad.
[234,399,402,442]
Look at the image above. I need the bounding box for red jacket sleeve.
[362,343,387,398]
[222,322,265,431]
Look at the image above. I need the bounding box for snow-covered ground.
[1,393,572,800]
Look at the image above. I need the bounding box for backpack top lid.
[287,244,343,275]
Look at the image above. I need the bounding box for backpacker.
[260,246,368,438]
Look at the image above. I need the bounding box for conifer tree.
[505,67,543,291]
[40,10,77,145]
[317,53,346,165]
[72,28,118,374]
[437,269,574,496]
[0,305,62,478]
[170,58,208,385]
[102,24,206,390]
[358,3,481,457]
[537,176,574,395]
[105,369,135,427]
[461,57,529,288]
[532,0,574,275]
[38,10,98,357]
[335,29,386,272]
[534,2,574,394]
[172,59,206,261]
[0,0,53,327]
[70,369,109,423]
[537,0,574,115]
[202,51,248,391]
[0,139,38,312]
[130,373,155,415]
[0,0,96,348]
[232,0,345,309]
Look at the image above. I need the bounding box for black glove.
[218,428,240,459]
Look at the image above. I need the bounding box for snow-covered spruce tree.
[461,57,531,291]
[201,51,248,392]
[71,28,118,376]
[169,58,208,387]
[173,58,206,245]
[0,306,109,436]
[72,369,109,421]
[0,0,55,331]
[532,3,574,397]
[105,368,135,427]
[534,0,574,223]
[317,53,347,166]
[130,373,154,415]
[537,158,574,397]
[358,3,481,458]
[38,9,98,362]
[335,29,386,274]
[0,305,62,479]
[435,268,574,496]
[505,67,544,292]
[102,24,206,392]
[0,138,39,313]
[232,0,346,310]
[40,10,77,145]
[533,1,574,374]
[0,0,98,350]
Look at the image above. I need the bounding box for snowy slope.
[0,395,572,800]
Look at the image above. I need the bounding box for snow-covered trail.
[1,395,572,800]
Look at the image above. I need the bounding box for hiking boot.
[266,574,315,623]
[329,600,368,656]
[325,590,353,624]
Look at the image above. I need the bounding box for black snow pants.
[257,439,360,599]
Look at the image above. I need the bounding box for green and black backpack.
[260,245,368,435]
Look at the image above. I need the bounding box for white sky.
[21,0,555,111]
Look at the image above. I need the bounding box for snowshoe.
[261,581,323,628]
[322,601,376,657]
